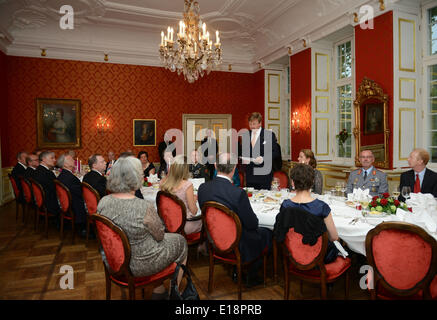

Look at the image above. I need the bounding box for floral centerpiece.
[143,177,152,187]
[336,129,349,157]
[368,192,408,214]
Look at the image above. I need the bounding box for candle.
[202,23,206,38]
[216,30,219,44]
[161,31,164,46]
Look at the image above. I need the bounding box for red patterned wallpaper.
[355,11,394,168]
[0,51,8,167]
[3,56,264,166]
[290,49,312,162]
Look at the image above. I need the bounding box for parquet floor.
[0,200,370,300]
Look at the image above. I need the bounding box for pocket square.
[263,141,266,144]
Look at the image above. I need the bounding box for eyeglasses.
[359,156,373,159]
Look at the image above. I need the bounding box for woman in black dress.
[138,151,156,177]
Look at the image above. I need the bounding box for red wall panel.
[290,49,312,162]
[3,56,264,166]
[0,50,8,165]
[355,11,394,168]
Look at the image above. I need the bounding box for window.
[427,64,437,162]
[428,6,437,55]
[335,39,353,158]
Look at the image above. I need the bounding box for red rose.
[147,182,152,187]
[372,196,379,201]
[371,201,378,207]
[394,199,400,206]
[144,177,148,182]
[380,198,388,206]
[382,192,390,198]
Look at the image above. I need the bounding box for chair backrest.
[366,222,437,298]
[91,214,130,276]
[19,176,33,204]
[81,182,100,215]
[8,174,20,198]
[28,178,45,209]
[156,190,186,234]
[284,228,328,270]
[238,170,245,188]
[54,180,72,214]
[273,171,289,189]
[201,201,241,254]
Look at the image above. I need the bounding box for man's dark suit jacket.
[198,176,271,263]
[57,169,87,224]
[24,167,36,180]
[83,170,107,199]
[244,128,280,190]
[399,168,437,201]
[11,162,27,203]
[33,165,60,216]
[200,137,218,162]
[158,140,176,163]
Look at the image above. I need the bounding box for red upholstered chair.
[18,176,35,225]
[273,171,290,190]
[365,221,437,300]
[238,170,245,188]
[201,201,268,300]
[81,182,101,245]
[91,214,176,300]
[54,180,76,244]
[156,190,202,247]
[8,173,24,222]
[282,228,351,300]
[28,178,56,238]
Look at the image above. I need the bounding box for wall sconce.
[287,46,292,56]
[379,0,385,11]
[41,48,46,57]
[291,111,300,133]
[353,12,359,23]
[96,115,110,133]
[104,53,109,62]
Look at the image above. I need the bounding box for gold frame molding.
[267,123,280,144]
[268,74,280,104]
[316,96,329,113]
[399,78,416,102]
[398,18,416,73]
[315,118,329,156]
[315,53,329,92]
[353,78,390,169]
[268,106,281,120]
[398,108,416,160]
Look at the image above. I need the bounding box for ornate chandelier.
[159,0,222,83]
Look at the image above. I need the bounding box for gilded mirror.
[353,78,389,169]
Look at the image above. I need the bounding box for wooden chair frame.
[91,214,174,300]
[18,176,35,226]
[281,230,350,300]
[201,201,267,300]
[81,182,101,245]
[365,221,437,300]
[54,180,76,244]
[28,178,54,238]
[8,173,25,222]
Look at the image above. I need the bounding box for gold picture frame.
[36,98,81,149]
[133,119,156,146]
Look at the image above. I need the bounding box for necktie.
[251,131,257,148]
[363,171,367,180]
[414,174,421,193]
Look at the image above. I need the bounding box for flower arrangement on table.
[143,177,152,187]
[368,192,408,214]
[336,129,349,145]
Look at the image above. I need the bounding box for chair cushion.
[158,195,183,233]
[375,275,437,300]
[205,207,237,252]
[285,228,322,266]
[110,262,177,287]
[31,184,44,208]
[9,176,20,198]
[372,229,432,290]
[273,171,289,189]
[288,256,351,281]
[20,180,32,203]
[186,231,201,243]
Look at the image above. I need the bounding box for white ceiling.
[0,0,408,72]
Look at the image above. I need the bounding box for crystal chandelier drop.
[159,0,223,83]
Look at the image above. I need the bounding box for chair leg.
[71,219,75,244]
[15,201,19,221]
[273,240,278,283]
[237,263,242,300]
[22,203,25,223]
[263,255,267,287]
[320,280,327,300]
[60,215,64,240]
[208,251,214,294]
[44,213,49,238]
[105,271,111,300]
[283,262,289,300]
[86,219,90,246]
[129,284,136,300]
[345,271,349,299]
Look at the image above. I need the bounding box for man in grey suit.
[346,150,388,197]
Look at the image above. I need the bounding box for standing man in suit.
[83,154,107,199]
[242,112,280,190]
[346,149,388,197]
[11,151,28,204]
[158,132,176,168]
[200,129,218,180]
[57,153,88,236]
[33,151,60,217]
[399,148,437,201]
[105,151,116,175]
[198,153,272,287]
[24,153,39,179]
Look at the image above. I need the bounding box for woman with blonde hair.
[297,149,323,194]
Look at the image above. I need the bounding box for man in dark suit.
[83,154,107,199]
[399,148,437,201]
[57,153,87,236]
[200,129,218,180]
[11,151,28,203]
[33,151,60,217]
[105,151,116,175]
[241,112,280,190]
[158,133,176,168]
[198,153,272,287]
[24,153,39,179]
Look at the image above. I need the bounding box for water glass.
[401,186,411,201]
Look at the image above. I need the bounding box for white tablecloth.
[249,191,437,256]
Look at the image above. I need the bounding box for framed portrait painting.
[364,103,384,135]
[133,119,156,146]
[36,98,81,149]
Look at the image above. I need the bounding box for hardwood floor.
[0,200,370,300]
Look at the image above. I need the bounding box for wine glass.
[392,186,400,199]
[401,186,411,201]
[335,182,342,195]
[340,181,346,197]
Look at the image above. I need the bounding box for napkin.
[396,207,437,233]
[189,178,205,190]
[148,174,159,183]
[347,188,370,202]
[333,240,349,258]
[407,193,436,208]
